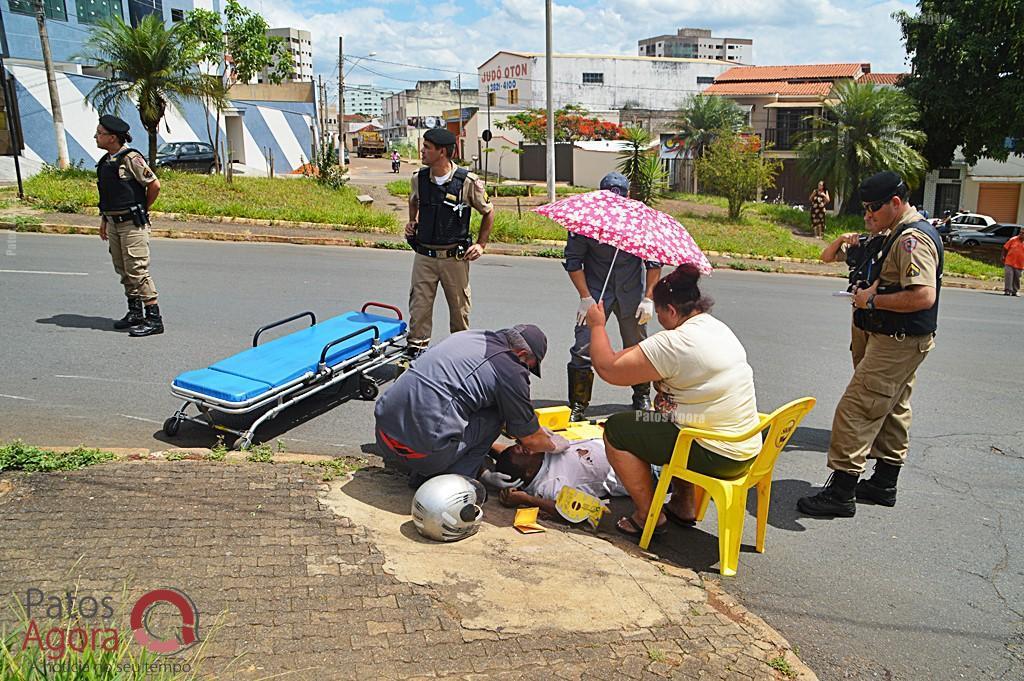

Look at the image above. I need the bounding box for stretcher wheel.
[233,436,252,451]
[358,379,379,400]
[163,417,181,437]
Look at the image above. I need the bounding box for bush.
[0,440,115,472]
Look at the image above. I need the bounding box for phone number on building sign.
[487,80,517,92]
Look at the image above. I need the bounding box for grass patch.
[679,213,822,260]
[245,442,274,463]
[767,654,797,678]
[0,441,115,472]
[24,169,398,232]
[944,251,1002,279]
[13,215,42,232]
[534,247,564,258]
[386,180,410,197]
[482,210,565,244]
[373,240,412,251]
[306,457,367,482]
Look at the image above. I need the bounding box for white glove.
[480,469,522,489]
[576,296,596,326]
[543,429,571,454]
[635,297,654,325]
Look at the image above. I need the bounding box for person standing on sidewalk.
[94,115,163,337]
[1002,231,1024,296]
[798,172,943,518]
[404,128,494,354]
[565,172,662,421]
[809,180,830,238]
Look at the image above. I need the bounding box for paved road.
[1,231,1021,680]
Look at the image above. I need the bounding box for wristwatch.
[866,293,877,311]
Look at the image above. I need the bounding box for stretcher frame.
[164,302,408,450]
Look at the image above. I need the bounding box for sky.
[240,0,920,100]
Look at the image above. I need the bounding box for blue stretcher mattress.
[173,311,407,403]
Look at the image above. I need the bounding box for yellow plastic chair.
[638,397,816,576]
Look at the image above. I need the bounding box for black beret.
[98,115,130,134]
[423,127,456,146]
[858,171,905,202]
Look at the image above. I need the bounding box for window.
[938,168,960,180]
[77,0,121,24]
[9,0,66,20]
[696,76,715,85]
[487,92,496,107]
[582,72,604,85]
[993,226,1016,237]
[507,88,519,105]
[170,7,183,21]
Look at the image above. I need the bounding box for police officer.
[94,115,163,337]
[799,171,943,517]
[404,127,493,354]
[565,172,662,421]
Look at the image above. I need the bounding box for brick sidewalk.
[0,461,811,680]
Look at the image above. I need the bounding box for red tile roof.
[714,63,869,82]
[858,72,908,86]
[703,81,836,96]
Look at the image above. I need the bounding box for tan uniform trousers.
[408,252,470,347]
[107,220,157,301]
[828,326,934,475]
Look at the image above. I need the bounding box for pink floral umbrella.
[534,189,712,300]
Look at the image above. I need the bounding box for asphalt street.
[1,231,1021,680]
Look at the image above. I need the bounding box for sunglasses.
[861,197,891,213]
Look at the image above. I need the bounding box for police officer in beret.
[94,115,164,337]
[565,172,662,421]
[404,127,494,353]
[799,171,943,518]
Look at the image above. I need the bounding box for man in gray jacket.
[564,172,662,421]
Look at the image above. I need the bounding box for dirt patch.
[0,479,12,498]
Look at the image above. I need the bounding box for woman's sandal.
[663,506,697,527]
[615,515,668,538]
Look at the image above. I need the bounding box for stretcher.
[164,302,408,450]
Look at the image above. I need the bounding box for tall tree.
[497,105,624,144]
[897,1,1024,166]
[796,80,927,213]
[674,94,746,192]
[80,16,219,166]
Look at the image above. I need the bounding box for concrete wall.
[572,147,621,189]
[229,82,315,103]
[8,63,315,172]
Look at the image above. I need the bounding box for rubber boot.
[631,384,652,411]
[856,460,900,507]
[797,471,858,517]
[129,303,164,337]
[567,367,594,422]
[113,297,144,330]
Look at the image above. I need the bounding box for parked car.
[154,141,216,173]
[948,223,1022,248]
[937,212,997,241]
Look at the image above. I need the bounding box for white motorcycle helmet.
[411,474,486,542]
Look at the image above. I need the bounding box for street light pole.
[338,36,345,164]
[544,0,555,202]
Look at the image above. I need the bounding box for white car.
[937,212,997,241]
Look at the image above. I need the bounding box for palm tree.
[796,80,927,213]
[79,16,221,166]
[616,126,666,206]
[674,94,746,192]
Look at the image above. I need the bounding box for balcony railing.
[762,127,813,151]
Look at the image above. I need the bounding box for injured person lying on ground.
[489,437,627,515]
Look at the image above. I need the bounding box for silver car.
[948,223,1022,248]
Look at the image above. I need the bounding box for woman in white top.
[586,264,762,539]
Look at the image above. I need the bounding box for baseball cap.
[512,324,547,378]
[599,172,630,197]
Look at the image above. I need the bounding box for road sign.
[482,129,493,142]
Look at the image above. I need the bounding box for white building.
[344,84,393,118]
[382,80,476,145]
[259,28,313,83]
[923,153,1024,223]
[638,28,753,65]
[477,51,734,112]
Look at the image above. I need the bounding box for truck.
[354,129,386,158]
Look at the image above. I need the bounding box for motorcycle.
[391,158,401,173]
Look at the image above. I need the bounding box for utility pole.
[457,73,463,159]
[317,75,324,147]
[544,0,555,202]
[34,0,67,169]
[338,36,345,164]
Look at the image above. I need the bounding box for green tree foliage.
[79,16,221,167]
[696,132,782,219]
[497,105,625,144]
[616,126,666,206]
[674,94,746,158]
[796,80,927,213]
[897,2,1024,166]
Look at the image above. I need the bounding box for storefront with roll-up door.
[976,183,1021,223]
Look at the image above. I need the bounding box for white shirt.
[638,314,761,461]
[525,438,625,501]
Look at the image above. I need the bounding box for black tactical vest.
[854,219,943,336]
[97,148,148,213]
[415,167,472,246]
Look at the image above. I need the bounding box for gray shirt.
[563,233,661,308]
[374,330,540,456]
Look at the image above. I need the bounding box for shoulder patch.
[906,262,921,278]
[474,179,487,193]
[901,235,919,253]
[466,171,479,181]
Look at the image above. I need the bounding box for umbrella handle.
[597,248,618,304]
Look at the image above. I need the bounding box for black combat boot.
[797,471,858,517]
[631,384,652,411]
[129,303,164,337]
[856,461,900,507]
[567,367,594,422]
[113,297,144,330]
